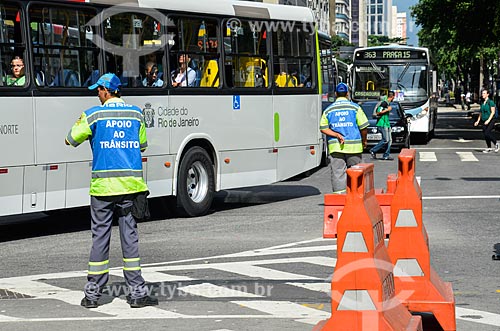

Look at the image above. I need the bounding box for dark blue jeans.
[370,126,392,158]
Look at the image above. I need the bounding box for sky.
[392,0,420,46]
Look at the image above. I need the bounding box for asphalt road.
[0,105,499,331]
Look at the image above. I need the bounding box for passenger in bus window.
[5,56,25,86]
[295,72,311,88]
[142,62,163,87]
[146,53,163,75]
[171,54,196,87]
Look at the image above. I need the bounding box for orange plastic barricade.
[323,194,346,238]
[315,164,422,331]
[323,174,396,239]
[387,149,456,331]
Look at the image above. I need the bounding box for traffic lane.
[415,150,500,197]
[0,178,326,280]
[410,106,488,148]
[421,197,500,315]
[139,189,326,267]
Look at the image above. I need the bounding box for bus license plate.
[367,133,382,141]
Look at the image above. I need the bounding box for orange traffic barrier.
[323,194,346,239]
[315,164,422,331]
[323,174,396,239]
[387,149,456,331]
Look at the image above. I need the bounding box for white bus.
[0,0,322,217]
[317,31,351,164]
[318,31,350,112]
[352,45,438,141]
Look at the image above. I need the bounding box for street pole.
[479,55,484,102]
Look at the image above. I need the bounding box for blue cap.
[88,73,122,92]
[336,82,348,93]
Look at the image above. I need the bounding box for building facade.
[395,12,407,41]
[240,0,332,35]
[350,0,367,47]
[366,0,392,36]
[335,0,350,41]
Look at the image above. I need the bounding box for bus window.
[167,16,219,88]
[102,11,165,88]
[0,2,26,87]
[272,25,313,88]
[223,19,268,88]
[29,5,98,88]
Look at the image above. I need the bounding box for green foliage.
[330,35,354,64]
[331,34,353,48]
[367,35,407,47]
[412,0,500,84]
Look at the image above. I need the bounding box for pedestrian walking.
[65,73,158,308]
[465,90,471,110]
[369,91,396,160]
[320,82,369,194]
[474,89,499,153]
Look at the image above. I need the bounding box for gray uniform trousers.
[84,195,148,301]
[329,152,362,193]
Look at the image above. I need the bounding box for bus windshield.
[353,64,428,103]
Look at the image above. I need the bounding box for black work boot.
[80,297,99,308]
[129,295,159,308]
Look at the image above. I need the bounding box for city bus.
[317,31,350,164]
[317,31,350,111]
[351,45,438,141]
[0,0,322,217]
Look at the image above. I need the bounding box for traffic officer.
[65,73,158,309]
[320,82,369,193]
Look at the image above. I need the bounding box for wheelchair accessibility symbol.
[233,95,241,110]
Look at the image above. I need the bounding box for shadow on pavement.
[0,182,321,242]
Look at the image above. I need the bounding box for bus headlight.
[415,108,428,119]
[392,126,405,133]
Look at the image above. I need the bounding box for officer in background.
[320,82,369,194]
[65,73,158,309]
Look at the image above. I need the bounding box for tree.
[367,35,407,47]
[412,0,500,95]
[331,35,354,64]
[331,34,353,49]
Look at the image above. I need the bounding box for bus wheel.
[177,147,215,217]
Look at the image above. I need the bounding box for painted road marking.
[456,151,478,161]
[286,282,330,294]
[0,238,499,328]
[419,151,437,162]
[178,283,263,298]
[456,307,500,326]
[232,300,329,324]
[423,195,500,200]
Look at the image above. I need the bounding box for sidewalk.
[438,103,479,115]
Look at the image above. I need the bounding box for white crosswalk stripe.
[417,151,490,162]
[0,238,499,328]
[231,300,330,324]
[455,151,479,161]
[419,151,438,161]
[179,283,264,298]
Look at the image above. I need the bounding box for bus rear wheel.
[177,147,215,217]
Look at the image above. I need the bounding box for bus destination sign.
[357,50,427,60]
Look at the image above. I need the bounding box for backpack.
[372,99,385,119]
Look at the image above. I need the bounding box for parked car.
[359,101,411,150]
